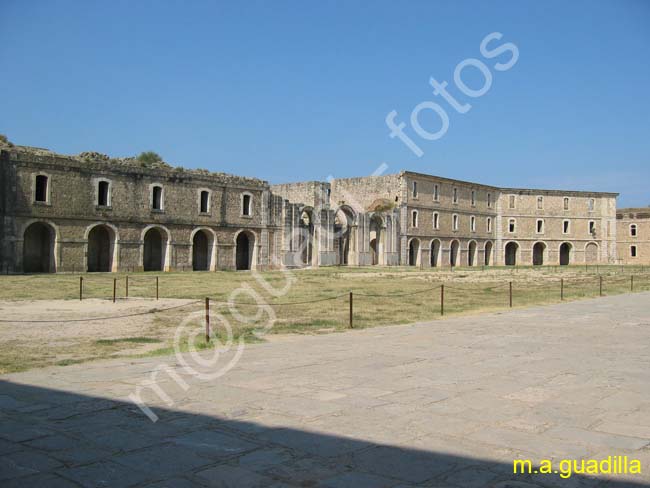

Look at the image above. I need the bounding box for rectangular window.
[471,190,476,206]
[630,224,637,237]
[453,188,458,204]
[242,194,252,216]
[487,217,492,233]
[412,181,418,198]
[412,210,418,227]
[98,181,110,207]
[536,219,544,233]
[200,190,210,213]
[35,175,48,202]
[487,193,492,207]
[589,221,596,234]
[433,184,439,201]
[631,246,637,258]
[563,220,570,234]
[152,186,163,210]
[509,195,516,209]
[470,215,476,232]
[537,196,543,210]
[433,212,439,229]
[453,214,459,231]
[563,197,570,210]
[508,219,516,233]
[588,198,595,212]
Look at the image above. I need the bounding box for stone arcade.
[0,143,645,273]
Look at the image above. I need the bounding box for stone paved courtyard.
[1,293,650,487]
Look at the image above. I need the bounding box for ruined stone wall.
[616,209,650,264]
[329,174,402,213]
[270,181,330,209]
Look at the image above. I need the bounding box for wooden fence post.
[205,297,210,342]
[113,278,117,303]
[156,276,159,300]
[440,284,445,316]
[126,276,129,298]
[79,276,83,301]
[599,275,603,297]
[349,292,353,329]
[561,278,564,301]
[631,275,634,292]
[509,281,513,308]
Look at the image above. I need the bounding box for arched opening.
[505,242,518,266]
[408,239,420,266]
[484,241,493,266]
[468,241,477,267]
[143,227,167,271]
[585,242,599,264]
[430,239,441,267]
[192,230,210,271]
[369,215,384,266]
[334,207,355,265]
[533,242,546,266]
[236,231,255,270]
[88,225,115,272]
[299,209,314,267]
[23,222,55,273]
[450,240,460,267]
[560,242,572,266]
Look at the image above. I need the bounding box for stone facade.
[616,208,650,264]
[0,142,629,273]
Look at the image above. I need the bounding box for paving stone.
[168,429,259,458]
[194,464,276,487]
[0,449,62,480]
[57,460,154,487]
[1,472,81,487]
[113,443,214,477]
[319,470,398,487]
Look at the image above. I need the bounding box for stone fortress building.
[0,141,647,273]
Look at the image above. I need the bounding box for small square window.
[200,190,210,213]
[152,185,163,210]
[630,224,637,237]
[537,196,543,210]
[631,246,637,258]
[453,214,459,231]
[242,194,252,216]
[508,219,516,233]
[487,217,492,233]
[536,219,544,233]
[98,181,110,207]
[509,195,516,209]
[453,188,459,204]
[487,193,492,207]
[589,221,596,234]
[411,210,418,228]
[471,190,476,206]
[563,220,570,234]
[433,212,439,229]
[563,197,570,210]
[412,181,418,198]
[433,184,439,201]
[35,175,48,203]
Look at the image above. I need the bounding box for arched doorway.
[533,242,546,266]
[408,238,420,266]
[143,227,167,271]
[430,239,441,267]
[88,225,115,272]
[505,242,518,266]
[300,209,314,267]
[450,240,460,267]
[484,241,493,266]
[585,242,599,264]
[23,222,55,273]
[192,230,210,271]
[468,241,477,267]
[369,215,384,266]
[334,207,355,265]
[560,242,572,266]
[236,231,255,270]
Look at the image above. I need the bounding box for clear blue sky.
[1,0,648,207]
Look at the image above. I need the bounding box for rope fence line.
[3,273,650,325]
[0,300,203,324]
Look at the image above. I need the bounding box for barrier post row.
[440,284,444,316]
[509,281,513,308]
[561,278,564,301]
[205,297,210,343]
[349,292,353,329]
[156,277,159,300]
[631,275,634,292]
[79,276,83,301]
[113,278,117,303]
[126,276,129,298]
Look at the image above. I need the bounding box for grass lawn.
[0,265,649,373]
